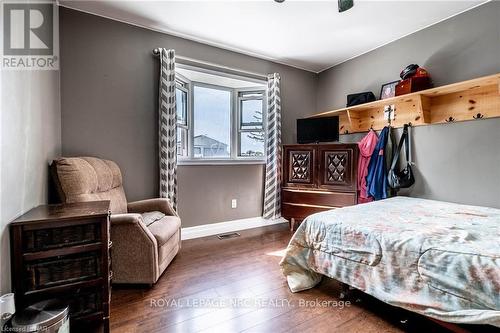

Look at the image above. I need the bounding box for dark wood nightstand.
[10,201,111,332]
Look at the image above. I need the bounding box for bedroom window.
[193,84,232,159]
[175,66,267,164]
[238,91,265,157]
[176,79,189,157]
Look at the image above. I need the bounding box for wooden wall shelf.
[311,73,500,134]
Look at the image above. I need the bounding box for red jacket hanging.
[357,130,378,203]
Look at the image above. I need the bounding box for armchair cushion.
[128,198,177,216]
[51,157,128,214]
[141,211,166,227]
[147,216,181,246]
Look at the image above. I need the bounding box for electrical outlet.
[231,199,237,209]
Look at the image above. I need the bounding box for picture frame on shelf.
[380,80,400,100]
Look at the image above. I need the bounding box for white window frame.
[191,81,234,160]
[176,73,190,158]
[176,69,267,165]
[236,89,267,159]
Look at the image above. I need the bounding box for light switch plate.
[231,199,237,209]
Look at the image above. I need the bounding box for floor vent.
[217,232,241,240]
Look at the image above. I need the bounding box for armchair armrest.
[127,198,177,217]
[109,213,157,246]
[110,213,143,225]
[109,213,159,284]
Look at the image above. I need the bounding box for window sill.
[178,159,266,166]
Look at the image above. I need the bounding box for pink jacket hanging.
[357,130,378,203]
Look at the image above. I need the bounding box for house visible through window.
[175,66,267,163]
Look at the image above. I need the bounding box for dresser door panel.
[283,146,316,188]
[318,147,356,191]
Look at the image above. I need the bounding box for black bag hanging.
[388,124,415,189]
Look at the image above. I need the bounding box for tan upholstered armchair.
[51,157,181,285]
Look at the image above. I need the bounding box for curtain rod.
[152,48,268,81]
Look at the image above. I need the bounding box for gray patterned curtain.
[263,73,282,220]
[158,48,178,211]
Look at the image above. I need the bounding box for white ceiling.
[60,0,487,73]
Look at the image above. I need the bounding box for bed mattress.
[280,196,500,326]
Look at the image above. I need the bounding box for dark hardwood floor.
[109,223,483,333]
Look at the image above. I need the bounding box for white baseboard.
[181,216,288,240]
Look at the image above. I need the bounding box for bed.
[279,196,500,327]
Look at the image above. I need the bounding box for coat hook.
[445,116,455,123]
[473,113,484,119]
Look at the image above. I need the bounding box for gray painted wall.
[318,2,500,208]
[317,2,500,112]
[0,70,62,294]
[178,165,264,228]
[59,8,317,227]
[59,2,500,228]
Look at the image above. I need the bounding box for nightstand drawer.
[282,189,356,207]
[23,222,101,252]
[25,252,101,291]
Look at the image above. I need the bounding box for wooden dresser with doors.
[281,143,358,230]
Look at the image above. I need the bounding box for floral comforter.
[280,196,500,326]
